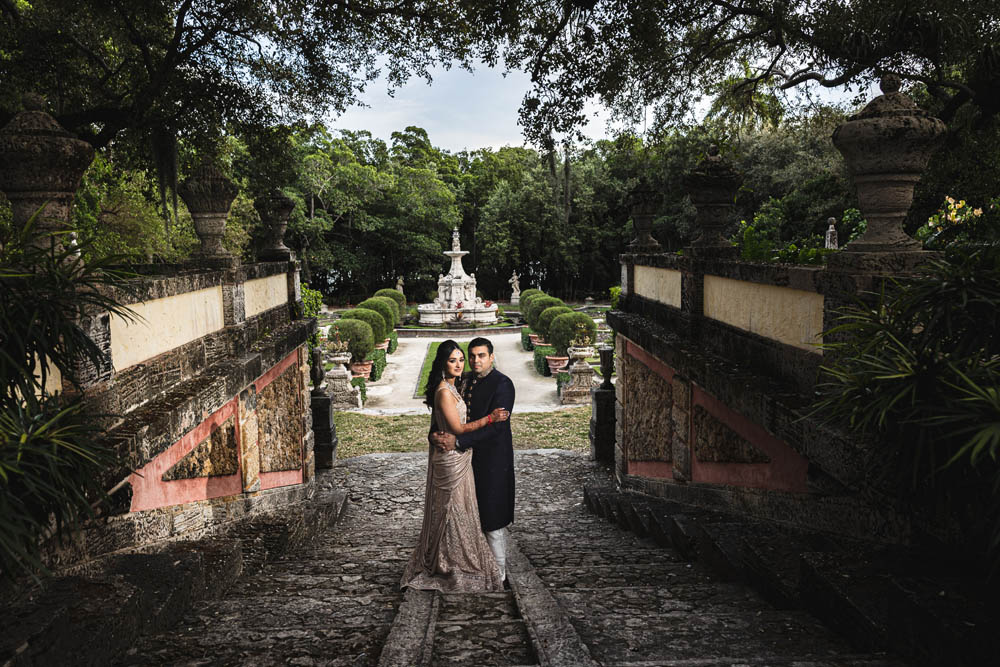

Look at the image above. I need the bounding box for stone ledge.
[394,325,522,338]
[3,479,349,667]
[583,485,996,667]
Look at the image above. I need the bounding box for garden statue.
[509,272,521,305]
[825,218,839,250]
[396,276,404,292]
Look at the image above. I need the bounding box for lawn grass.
[413,341,472,398]
[333,407,591,458]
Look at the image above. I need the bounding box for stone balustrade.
[604,78,944,542]
[0,96,317,567]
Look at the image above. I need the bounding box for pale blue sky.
[329,62,871,154]
[330,63,612,153]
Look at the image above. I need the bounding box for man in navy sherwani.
[431,337,515,584]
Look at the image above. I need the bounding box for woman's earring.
[441,370,446,380]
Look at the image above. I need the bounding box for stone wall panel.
[258,361,305,472]
[693,405,771,464]
[623,354,673,462]
[161,416,239,481]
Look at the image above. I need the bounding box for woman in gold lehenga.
[400,340,508,592]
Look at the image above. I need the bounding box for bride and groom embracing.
[400,337,515,592]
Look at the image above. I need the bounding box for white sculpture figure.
[509,272,520,295]
[451,227,461,251]
[396,276,404,292]
[825,217,839,250]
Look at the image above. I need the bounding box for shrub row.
[332,286,406,363]
[533,345,555,377]
[351,377,367,404]
[367,348,387,381]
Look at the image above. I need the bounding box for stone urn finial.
[178,161,238,262]
[628,177,661,252]
[0,93,95,245]
[831,75,946,254]
[255,188,295,261]
[684,144,740,256]
[310,346,326,396]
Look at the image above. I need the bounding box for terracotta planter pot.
[375,339,390,351]
[349,360,373,378]
[529,334,547,346]
[545,355,569,375]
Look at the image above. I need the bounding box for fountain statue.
[418,227,499,325]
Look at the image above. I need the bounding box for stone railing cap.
[850,75,935,120]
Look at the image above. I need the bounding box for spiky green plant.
[1,215,137,582]
[814,244,1000,570]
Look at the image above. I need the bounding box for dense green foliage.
[549,312,597,357]
[330,318,374,363]
[1,220,136,580]
[374,289,406,318]
[533,345,556,376]
[339,309,386,346]
[816,245,1000,568]
[525,296,564,329]
[356,298,396,334]
[521,327,534,351]
[368,348,387,382]
[370,296,402,326]
[537,306,574,340]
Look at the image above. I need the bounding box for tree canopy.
[502,0,1000,143]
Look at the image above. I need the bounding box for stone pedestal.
[561,347,596,404]
[590,387,616,464]
[326,362,361,410]
[311,393,337,468]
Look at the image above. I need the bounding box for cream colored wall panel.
[111,286,225,371]
[703,276,824,353]
[633,266,683,308]
[244,274,288,319]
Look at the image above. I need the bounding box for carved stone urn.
[0,94,95,245]
[684,145,739,256]
[832,75,946,254]
[598,345,615,390]
[255,189,295,261]
[178,162,238,263]
[628,179,661,252]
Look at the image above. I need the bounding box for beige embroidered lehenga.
[400,382,503,592]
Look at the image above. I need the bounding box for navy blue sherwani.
[457,368,515,532]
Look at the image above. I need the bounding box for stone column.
[829,75,945,271]
[255,189,295,262]
[628,179,661,252]
[310,346,338,468]
[178,162,239,269]
[683,145,740,259]
[589,345,616,464]
[0,93,95,248]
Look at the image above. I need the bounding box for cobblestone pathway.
[124,451,900,666]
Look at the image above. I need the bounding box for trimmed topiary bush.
[340,308,386,345]
[387,329,399,354]
[361,296,399,329]
[520,291,545,313]
[331,318,374,363]
[549,312,597,357]
[533,345,556,376]
[537,305,574,340]
[521,326,534,351]
[521,288,544,301]
[374,288,406,318]
[526,296,564,329]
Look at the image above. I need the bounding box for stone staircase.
[0,486,347,667]
[583,485,1000,667]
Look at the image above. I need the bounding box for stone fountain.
[418,227,498,326]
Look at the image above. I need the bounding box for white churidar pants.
[485,527,507,581]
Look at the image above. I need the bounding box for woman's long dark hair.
[424,339,463,407]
